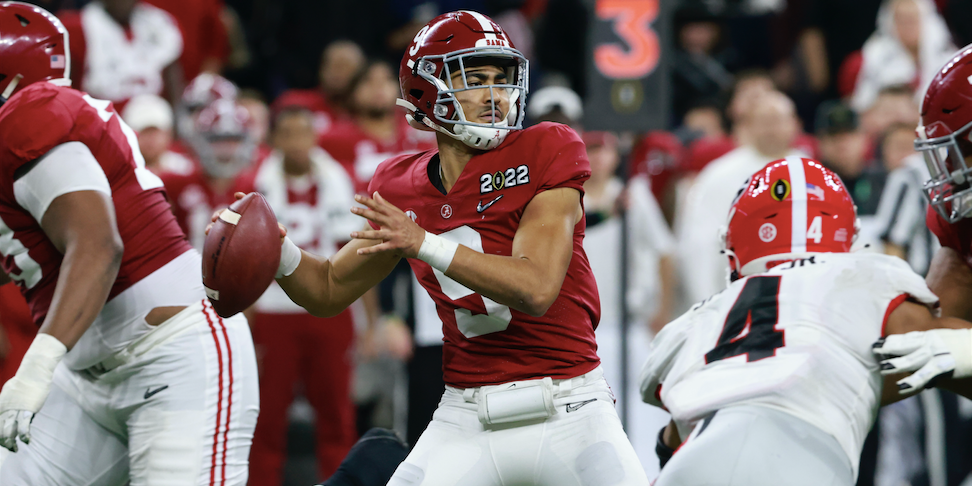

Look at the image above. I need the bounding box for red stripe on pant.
[204,300,226,486]
[217,311,235,485]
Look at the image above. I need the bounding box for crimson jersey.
[926,205,972,268]
[320,117,437,194]
[161,166,255,250]
[367,122,601,388]
[0,83,192,325]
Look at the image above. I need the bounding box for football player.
[214,10,649,486]
[639,157,971,485]
[872,45,972,398]
[0,3,258,484]
[162,96,262,250]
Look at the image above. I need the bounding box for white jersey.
[252,147,359,313]
[639,252,938,477]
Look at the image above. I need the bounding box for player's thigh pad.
[655,405,853,486]
[126,307,259,486]
[388,372,648,486]
[0,368,129,486]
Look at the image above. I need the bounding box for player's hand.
[206,192,288,243]
[873,328,972,393]
[350,192,424,258]
[0,334,66,452]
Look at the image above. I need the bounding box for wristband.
[417,231,458,273]
[0,334,66,412]
[277,236,302,278]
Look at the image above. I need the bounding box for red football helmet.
[187,98,256,179]
[916,44,972,223]
[398,10,528,150]
[722,157,859,279]
[0,2,70,103]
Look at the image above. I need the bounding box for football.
[202,193,281,318]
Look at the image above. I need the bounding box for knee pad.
[320,428,409,486]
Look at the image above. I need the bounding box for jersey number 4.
[705,276,785,364]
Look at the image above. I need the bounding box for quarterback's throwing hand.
[873,329,972,393]
[350,193,424,258]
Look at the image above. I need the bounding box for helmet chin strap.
[396,97,513,151]
[1,74,24,103]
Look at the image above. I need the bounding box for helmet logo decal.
[759,223,777,242]
[834,228,848,243]
[771,179,790,201]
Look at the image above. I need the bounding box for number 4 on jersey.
[705,276,785,364]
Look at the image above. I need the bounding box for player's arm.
[876,301,972,402]
[925,247,972,321]
[352,188,580,317]
[275,225,401,318]
[0,142,124,451]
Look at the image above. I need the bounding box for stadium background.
[1,0,971,484]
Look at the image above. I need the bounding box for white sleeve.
[629,176,675,255]
[675,175,727,304]
[639,311,694,407]
[13,142,112,222]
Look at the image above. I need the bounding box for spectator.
[271,40,366,138]
[671,4,734,124]
[725,70,818,158]
[676,90,804,304]
[525,85,584,129]
[59,0,184,110]
[248,107,369,484]
[143,0,229,81]
[318,59,436,194]
[798,0,883,97]
[861,85,920,142]
[815,101,888,248]
[851,0,955,112]
[680,101,728,142]
[879,122,920,172]
[581,131,676,477]
[628,131,685,227]
[238,89,271,145]
[121,94,194,175]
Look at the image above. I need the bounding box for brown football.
[202,193,281,318]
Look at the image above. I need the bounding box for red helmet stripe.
[786,156,808,253]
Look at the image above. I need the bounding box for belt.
[457,365,606,404]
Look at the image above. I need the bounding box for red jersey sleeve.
[0,86,76,181]
[533,123,590,195]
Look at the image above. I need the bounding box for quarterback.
[0,3,257,484]
[640,158,971,485]
[219,10,649,486]
[872,45,972,398]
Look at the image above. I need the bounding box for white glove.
[873,328,972,394]
[0,334,66,452]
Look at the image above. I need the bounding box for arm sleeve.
[639,312,693,407]
[13,142,112,223]
[535,124,590,194]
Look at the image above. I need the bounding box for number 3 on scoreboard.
[705,276,785,364]
[427,225,513,339]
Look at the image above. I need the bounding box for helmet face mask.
[917,119,972,223]
[399,11,530,151]
[916,44,972,222]
[188,99,256,179]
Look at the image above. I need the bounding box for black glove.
[656,425,676,469]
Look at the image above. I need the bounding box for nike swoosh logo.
[144,385,169,400]
[565,398,597,413]
[477,195,504,213]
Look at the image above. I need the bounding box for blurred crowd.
[1,0,971,484]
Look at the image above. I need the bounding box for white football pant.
[387,366,650,486]
[0,300,259,485]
